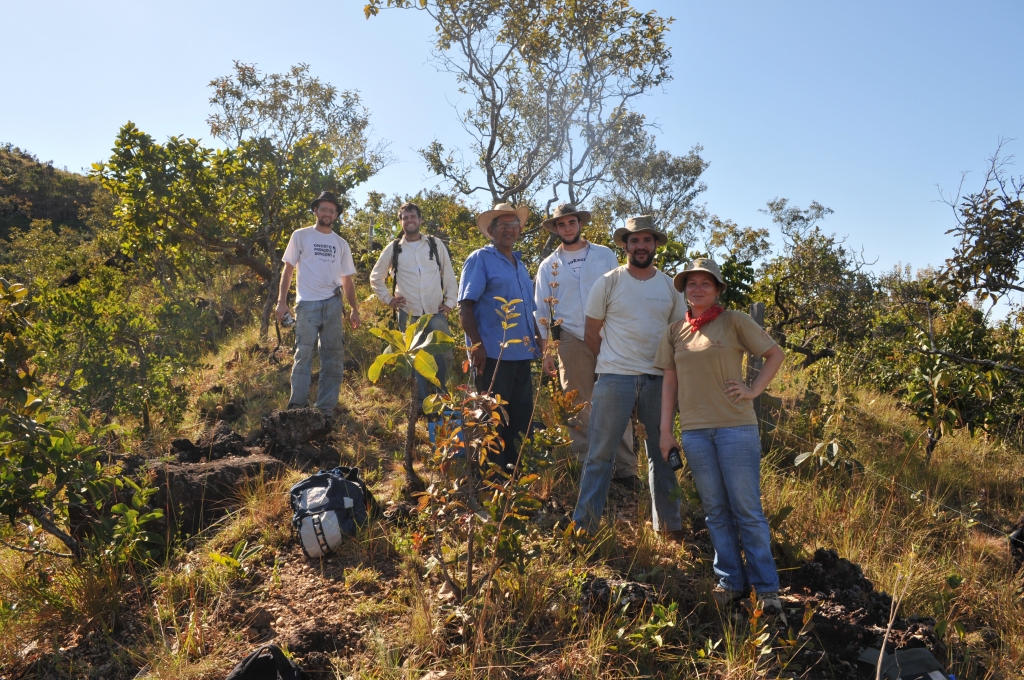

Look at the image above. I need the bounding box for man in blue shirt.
[458,203,541,471]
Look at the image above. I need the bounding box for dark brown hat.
[310,190,342,213]
[612,215,668,248]
[541,203,592,234]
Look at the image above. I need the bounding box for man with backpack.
[370,202,458,404]
[275,191,359,412]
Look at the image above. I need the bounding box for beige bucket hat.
[541,203,591,234]
[476,203,530,238]
[612,215,668,248]
[673,257,728,293]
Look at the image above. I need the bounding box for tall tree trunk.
[260,260,282,338]
[404,373,425,495]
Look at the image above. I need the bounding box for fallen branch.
[0,538,74,560]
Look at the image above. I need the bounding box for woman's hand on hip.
[660,434,680,462]
[724,379,757,404]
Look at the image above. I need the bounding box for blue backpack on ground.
[289,467,375,559]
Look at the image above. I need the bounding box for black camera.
[667,447,684,471]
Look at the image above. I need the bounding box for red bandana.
[686,304,724,333]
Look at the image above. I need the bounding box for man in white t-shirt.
[275,191,360,411]
[571,215,685,539]
[533,204,637,487]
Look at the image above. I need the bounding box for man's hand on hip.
[438,303,452,314]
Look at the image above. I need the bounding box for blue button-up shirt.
[458,245,540,361]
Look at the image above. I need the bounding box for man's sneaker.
[711,588,744,609]
[758,592,784,616]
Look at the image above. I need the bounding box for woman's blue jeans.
[572,373,682,535]
[289,296,345,411]
[680,425,779,593]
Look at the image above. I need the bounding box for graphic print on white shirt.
[282,226,356,302]
[560,244,590,277]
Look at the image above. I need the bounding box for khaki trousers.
[557,332,637,478]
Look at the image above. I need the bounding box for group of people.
[274,190,786,614]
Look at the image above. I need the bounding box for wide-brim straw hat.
[673,257,728,294]
[310,190,342,213]
[541,203,591,234]
[612,215,668,248]
[476,203,530,238]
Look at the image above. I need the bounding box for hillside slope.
[0,144,96,240]
[2,311,1022,679]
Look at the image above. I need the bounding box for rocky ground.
[4,411,956,680]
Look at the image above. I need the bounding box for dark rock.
[789,547,892,626]
[279,619,361,656]
[196,420,248,460]
[150,454,284,534]
[261,408,334,450]
[218,402,245,422]
[580,576,657,618]
[171,438,201,463]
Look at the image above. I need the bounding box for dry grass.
[6,312,1024,678]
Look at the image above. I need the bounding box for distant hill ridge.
[0,143,96,240]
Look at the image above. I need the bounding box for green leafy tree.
[98,63,386,336]
[754,199,875,367]
[942,143,1024,303]
[366,0,674,243]
[0,280,103,560]
[600,137,709,243]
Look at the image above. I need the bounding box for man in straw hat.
[458,202,541,471]
[275,190,360,411]
[571,215,686,539]
[533,204,638,489]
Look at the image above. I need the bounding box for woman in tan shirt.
[653,258,786,615]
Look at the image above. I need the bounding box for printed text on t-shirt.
[313,243,337,260]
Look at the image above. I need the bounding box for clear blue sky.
[3,1,1022,280]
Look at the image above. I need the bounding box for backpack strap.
[427,235,445,293]
[391,234,449,297]
[388,237,403,298]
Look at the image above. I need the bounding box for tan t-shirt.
[653,310,778,430]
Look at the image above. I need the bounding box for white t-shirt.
[282,226,357,302]
[585,266,686,375]
[559,244,589,277]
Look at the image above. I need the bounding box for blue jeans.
[573,373,682,534]
[397,310,453,405]
[290,296,345,411]
[680,425,779,593]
